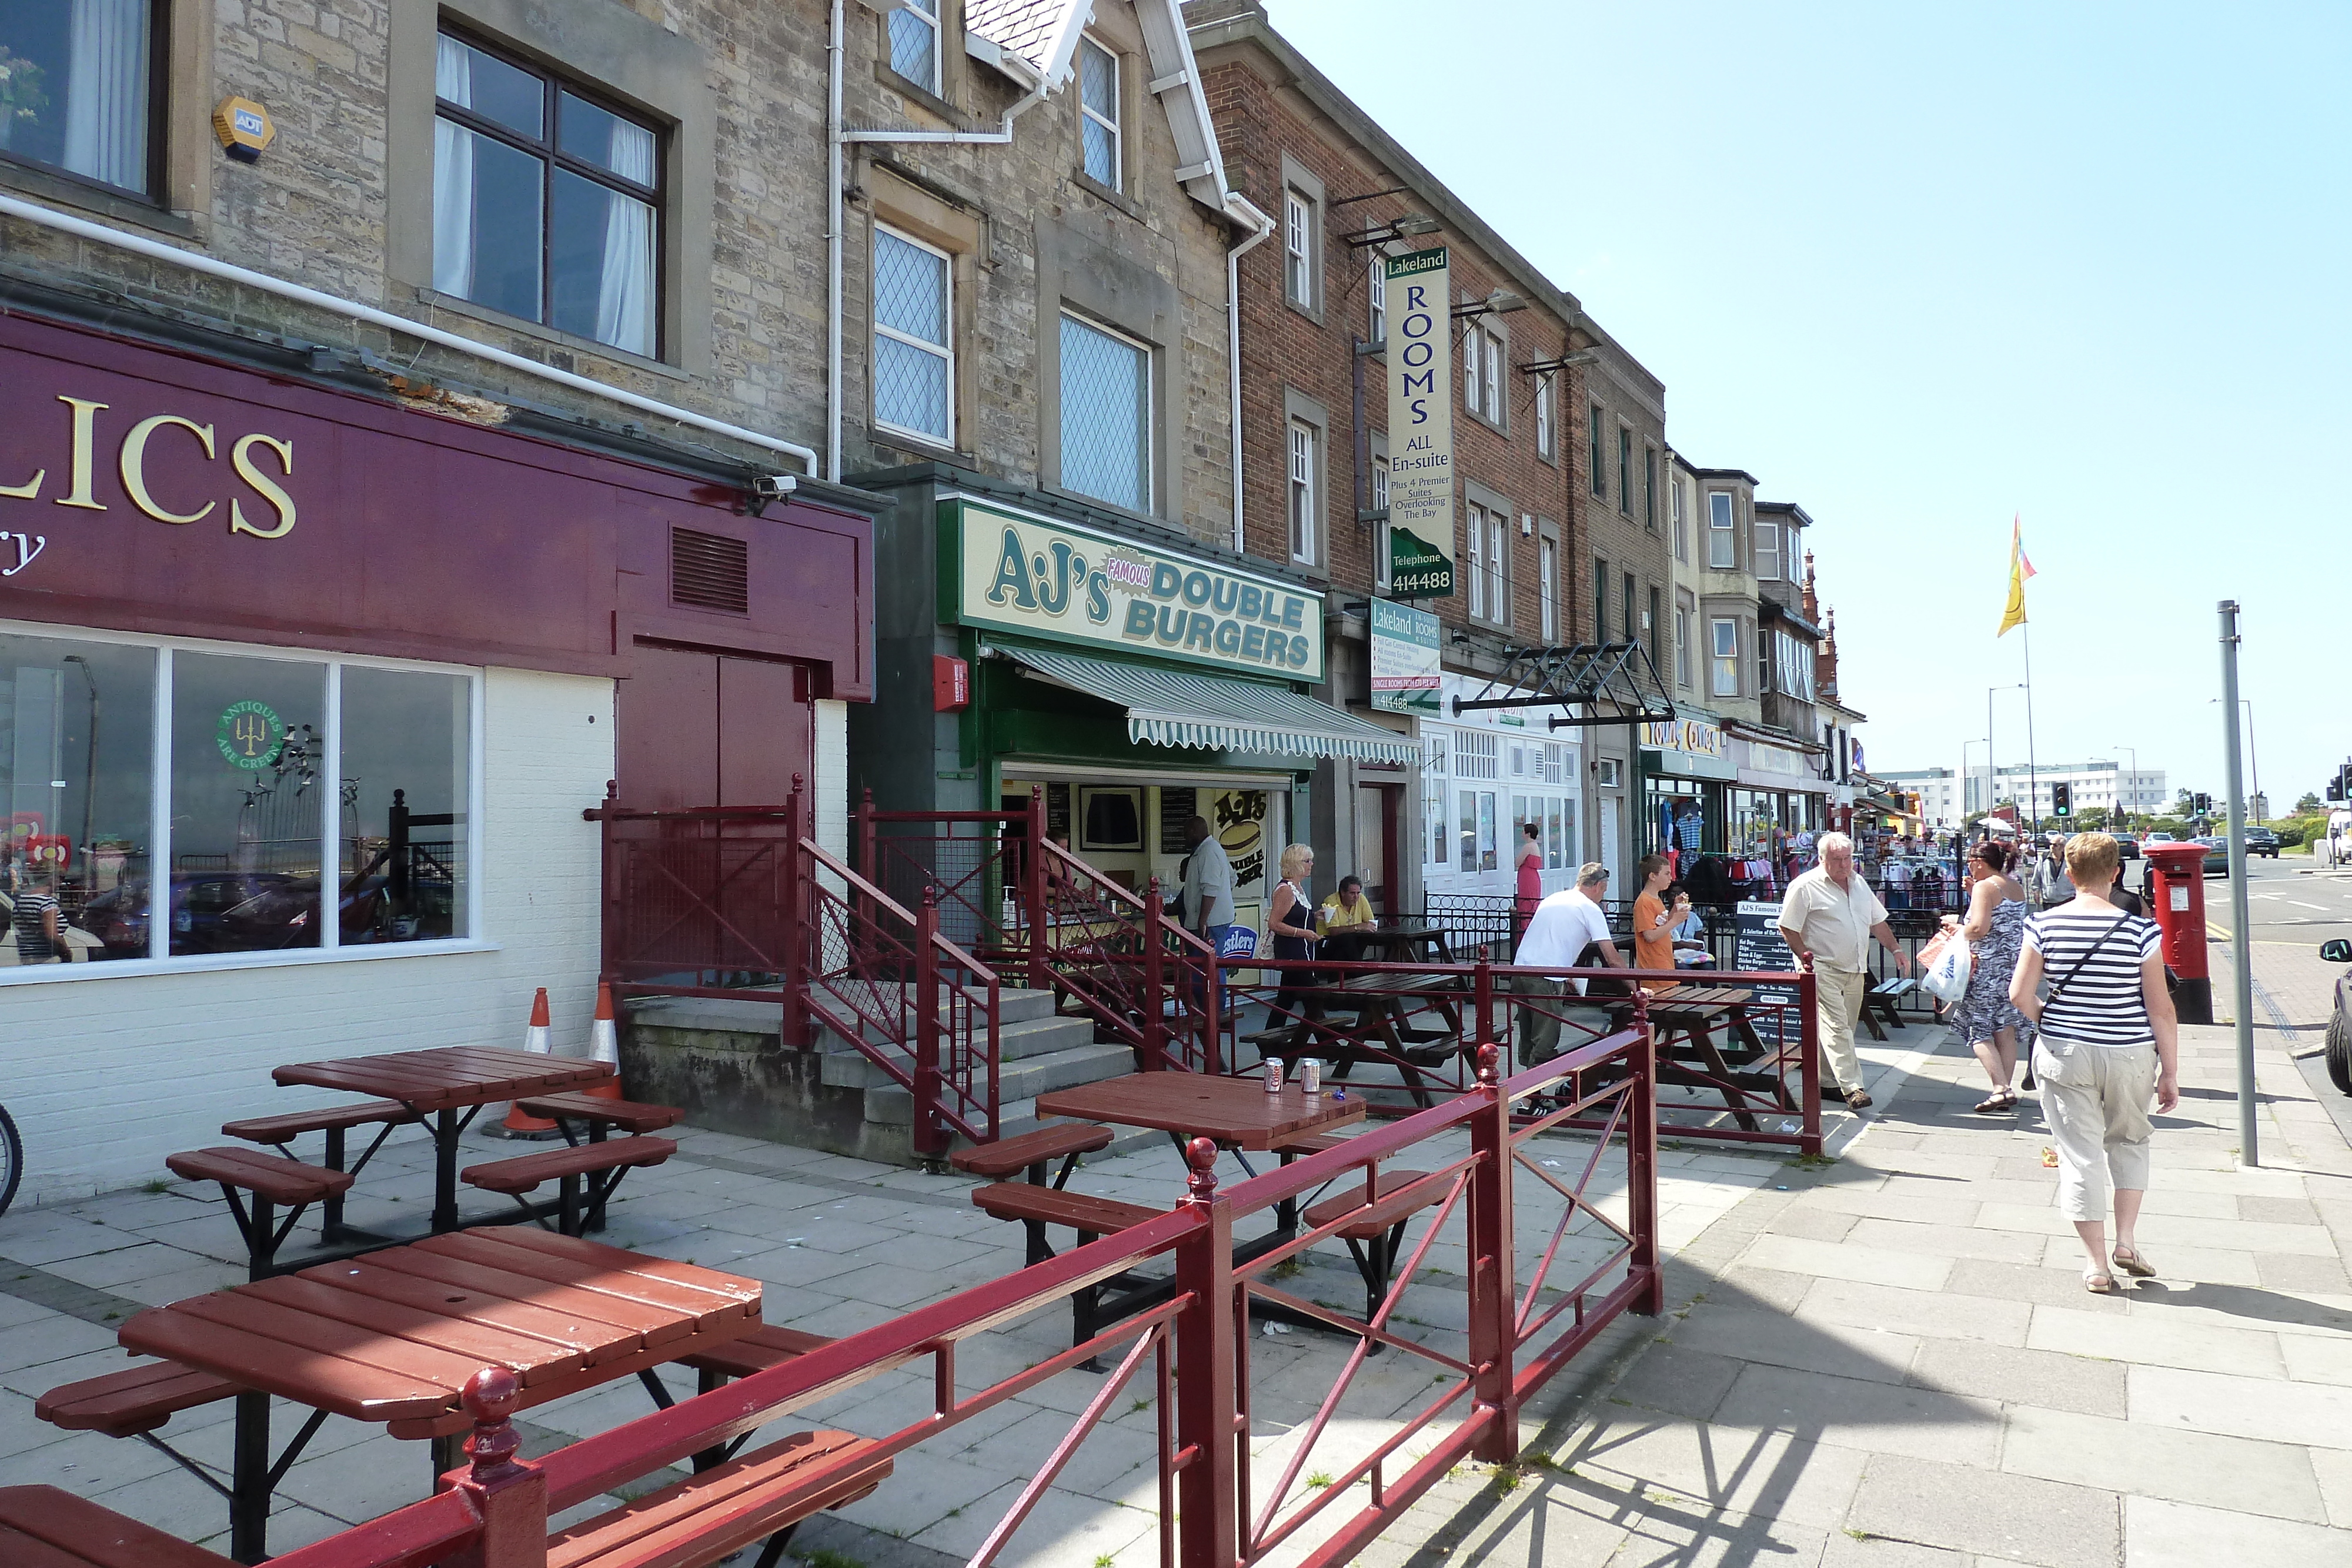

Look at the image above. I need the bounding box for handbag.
[1919,928,1973,1004]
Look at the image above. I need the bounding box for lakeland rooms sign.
[1383,246,1456,599]
[948,501,1325,681]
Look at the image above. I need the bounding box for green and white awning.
[998,646,1418,764]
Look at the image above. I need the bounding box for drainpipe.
[827,0,1050,482]
[1222,195,1275,554]
[0,193,821,474]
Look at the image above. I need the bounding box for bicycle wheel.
[0,1102,19,1220]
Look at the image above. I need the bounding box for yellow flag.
[1997,514,2036,636]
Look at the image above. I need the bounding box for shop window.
[1078,35,1120,189]
[0,632,475,981]
[0,633,153,964]
[1058,311,1151,513]
[1548,796,1575,870]
[890,0,941,92]
[873,225,954,446]
[0,0,161,199]
[1458,788,1496,872]
[434,28,660,357]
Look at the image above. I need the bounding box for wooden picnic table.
[1639,984,1794,1130]
[1036,1071,1364,1154]
[273,1045,615,1232]
[1351,921,1454,961]
[115,1226,761,1564]
[1255,969,1471,1108]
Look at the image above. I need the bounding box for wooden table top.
[273,1045,614,1112]
[1357,922,1449,945]
[117,1228,759,1435]
[1646,984,1758,1009]
[1036,1072,1366,1151]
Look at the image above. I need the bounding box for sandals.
[1972,1091,2017,1114]
[2112,1246,2156,1278]
[2084,1272,2122,1295]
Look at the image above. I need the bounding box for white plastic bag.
[1920,934,1973,1004]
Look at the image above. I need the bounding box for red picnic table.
[102,1227,762,1564]
[273,1045,614,1233]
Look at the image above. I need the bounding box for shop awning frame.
[995,646,1419,764]
[1451,640,1677,730]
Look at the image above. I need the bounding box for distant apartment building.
[1880,768,1962,830]
[1961,761,2168,822]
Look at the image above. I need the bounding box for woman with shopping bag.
[1945,839,2034,1112]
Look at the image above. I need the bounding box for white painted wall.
[815,697,848,864]
[3,667,613,1207]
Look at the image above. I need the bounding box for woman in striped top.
[2009,832,2179,1294]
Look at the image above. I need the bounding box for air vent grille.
[671,527,749,613]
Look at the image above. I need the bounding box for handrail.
[802,835,918,927]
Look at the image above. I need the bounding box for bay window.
[0,627,476,979]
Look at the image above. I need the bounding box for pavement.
[1364,986,2352,1563]
[3,941,2347,1567]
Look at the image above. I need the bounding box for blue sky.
[1266,0,2346,814]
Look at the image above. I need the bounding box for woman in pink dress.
[1515,822,1545,919]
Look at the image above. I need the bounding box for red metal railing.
[584,784,803,1007]
[252,1022,1660,1568]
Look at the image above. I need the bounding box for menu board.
[1732,901,1803,1048]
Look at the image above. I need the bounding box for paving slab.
[1711,1365,2002,1466]
[2025,1302,2287,1378]
[1739,1234,1953,1292]
[2120,1495,2352,1568]
[2000,1404,2324,1522]
[1798,1278,2029,1348]
[1903,1339,2126,1419]
[1846,1453,2119,1568]
[2129,1363,2352,1450]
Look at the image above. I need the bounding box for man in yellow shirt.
[1317,875,1377,962]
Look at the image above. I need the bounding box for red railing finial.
[1476,1042,1501,1086]
[923,883,939,908]
[461,1366,524,1483]
[1182,1136,1219,1203]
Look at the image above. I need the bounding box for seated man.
[1316,874,1378,963]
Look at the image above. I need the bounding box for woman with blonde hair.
[2009,831,2179,1294]
[1266,842,1321,1030]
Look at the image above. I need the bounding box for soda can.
[1264,1058,1284,1093]
[1301,1058,1322,1095]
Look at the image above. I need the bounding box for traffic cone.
[502,988,560,1134]
[583,982,623,1102]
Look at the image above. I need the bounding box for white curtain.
[62,0,148,191]
[432,35,475,297]
[595,119,655,355]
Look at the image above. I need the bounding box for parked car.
[2243,825,2281,858]
[2147,831,2176,844]
[2323,938,2352,1095]
[2115,834,2141,860]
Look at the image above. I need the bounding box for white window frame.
[1284,188,1314,307]
[1077,34,1121,190]
[1754,519,1782,581]
[1674,603,1692,688]
[889,0,941,92]
[1534,372,1555,459]
[1466,500,1508,627]
[1287,417,1317,566]
[1463,324,1482,414]
[1466,501,1487,621]
[1367,256,1386,345]
[1672,477,1689,563]
[871,223,955,448]
[0,620,490,988]
[1706,491,1736,569]
[1057,309,1154,514]
[1710,616,1739,697]
[1371,451,1391,593]
[1481,329,1502,423]
[1538,534,1558,642]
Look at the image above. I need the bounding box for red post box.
[2143,842,2213,1025]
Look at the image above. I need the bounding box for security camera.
[751,474,798,500]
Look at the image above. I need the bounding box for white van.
[2327,811,2352,866]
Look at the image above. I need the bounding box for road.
[2213,851,2352,948]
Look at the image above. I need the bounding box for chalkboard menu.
[1732,901,1803,1047]
[1159,787,1197,854]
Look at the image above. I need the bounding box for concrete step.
[861,1040,1138,1126]
[815,1009,1098,1084]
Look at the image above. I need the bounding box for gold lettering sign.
[0,394,297,545]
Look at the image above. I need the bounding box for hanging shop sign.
[1368,597,1439,714]
[1382,246,1456,599]
[944,500,1324,682]
[1641,715,1736,780]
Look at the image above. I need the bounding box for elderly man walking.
[1778,832,1909,1110]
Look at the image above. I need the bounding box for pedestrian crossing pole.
[2219,600,2258,1168]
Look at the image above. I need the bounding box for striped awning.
[999,646,1419,764]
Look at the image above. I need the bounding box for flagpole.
[2023,620,2042,841]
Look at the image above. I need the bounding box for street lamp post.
[1989,684,2025,825]
[2112,744,2137,831]
[2206,700,2261,819]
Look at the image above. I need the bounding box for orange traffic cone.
[583,982,623,1102]
[503,988,560,1133]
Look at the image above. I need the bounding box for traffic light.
[2194,792,2213,817]
[2334,763,2352,803]
[2051,782,2072,818]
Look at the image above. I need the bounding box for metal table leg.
[432,1107,460,1232]
[229,1390,269,1564]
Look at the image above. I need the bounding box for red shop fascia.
[0,310,877,811]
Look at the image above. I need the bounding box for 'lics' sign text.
[953,502,1325,681]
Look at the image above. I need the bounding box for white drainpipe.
[827,0,1048,482]
[0,193,821,476]
[1222,195,1275,554]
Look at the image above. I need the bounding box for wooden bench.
[1271,1132,1352,1157]
[948,1122,1112,1189]
[549,1427,890,1568]
[462,1135,676,1236]
[1302,1169,1446,1340]
[164,1146,357,1279]
[514,1091,683,1142]
[0,1485,232,1567]
[627,1323,841,1473]
[1862,978,1916,1041]
[971,1182,1161,1350]
[221,1096,420,1241]
[35,1359,240,1439]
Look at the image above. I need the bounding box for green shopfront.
[848,468,1414,947]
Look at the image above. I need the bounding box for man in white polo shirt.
[1778,832,1909,1110]
[1512,862,1628,1066]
